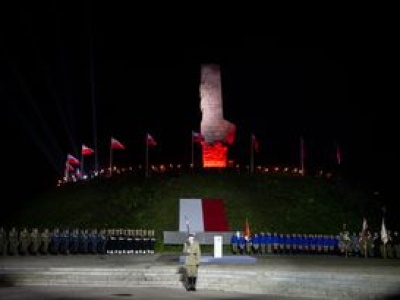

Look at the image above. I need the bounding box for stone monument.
[200,64,236,167]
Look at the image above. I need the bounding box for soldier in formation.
[18,227,29,255]
[29,228,40,255]
[8,227,18,255]
[0,227,157,256]
[39,228,51,254]
[0,227,5,255]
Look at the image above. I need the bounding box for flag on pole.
[146,133,157,146]
[244,217,251,239]
[381,218,388,245]
[109,137,124,176]
[251,133,260,152]
[111,137,125,150]
[192,131,205,144]
[67,153,80,165]
[82,144,94,156]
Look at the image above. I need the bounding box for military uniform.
[137,229,144,254]
[372,232,381,257]
[50,228,60,255]
[272,233,279,254]
[142,229,150,254]
[39,228,51,255]
[69,229,79,254]
[97,229,107,254]
[105,229,112,254]
[78,229,88,254]
[183,233,201,291]
[252,233,260,254]
[8,227,18,255]
[59,228,70,255]
[149,230,156,254]
[259,232,266,255]
[230,232,239,254]
[0,227,6,255]
[126,229,133,254]
[19,228,29,255]
[88,229,98,254]
[393,231,400,258]
[29,228,40,255]
[134,229,141,254]
[387,231,395,259]
[339,226,351,257]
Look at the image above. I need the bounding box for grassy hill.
[4,169,383,250]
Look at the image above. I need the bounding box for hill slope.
[5,170,383,247]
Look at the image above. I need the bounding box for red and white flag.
[111,137,125,150]
[192,130,205,144]
[179,199,229,232]
[146,133,157,146]
[67,153,80,165]
[251,133,259,152]
[81,144,94,156]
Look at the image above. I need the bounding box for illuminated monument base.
[202,143,228,168]
[199,64,236,168]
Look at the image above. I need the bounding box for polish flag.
[111,137,125,150]
[82,144,94,156]
[147,133,157,146]
[179,198,229,232]
[67,154,80,165]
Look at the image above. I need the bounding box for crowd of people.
[230,229,400,259]
[0,227,156,256]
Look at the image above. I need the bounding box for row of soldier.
[230,231,400,258]
[231,232,339,256]
[339,229,400,259]
[0,227,156,256]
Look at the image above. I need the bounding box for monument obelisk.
[200,64,236,167]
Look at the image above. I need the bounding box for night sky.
[0,6,398,210]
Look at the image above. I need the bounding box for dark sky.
[0,5,398,206]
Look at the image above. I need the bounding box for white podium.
[213,235,223,258]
